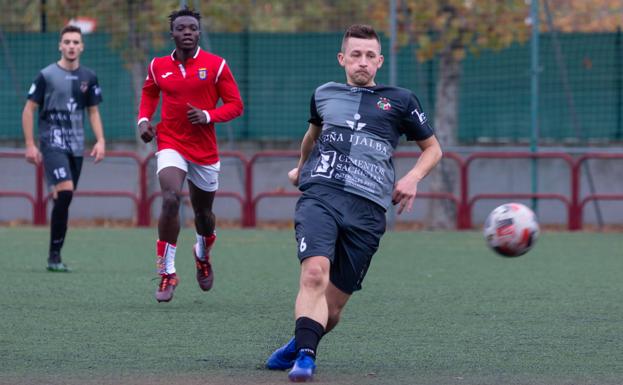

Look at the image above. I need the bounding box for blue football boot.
[266,337,297,370]
[287,350,316,382]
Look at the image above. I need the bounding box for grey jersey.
[298,82,434,209]
[27,63,102,154]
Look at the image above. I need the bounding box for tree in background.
[5,0,622,227]
[3,0,178,153]
[399,0,529,228]
[399,0,621,228]
[545,0,622,32]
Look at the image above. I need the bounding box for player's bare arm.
[289,123,321,186]
[87,105,106,163]
[392,135,442,214]
[22,100,41,165]
[186,103,209,125]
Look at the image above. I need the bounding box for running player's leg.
[42,151,78,272]
[288,196,339,381]
[267,194,337,374]
[323,197,385,329]
[154,149,188,302]
[157,166,186,243]
[324,282,351,333]
[188,180,216,290]
[188,181,216,235]
[187,161,219,291]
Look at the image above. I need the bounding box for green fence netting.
[1,31,621,143]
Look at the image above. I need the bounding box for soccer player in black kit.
[22,25,106,272]
[266,24,442,382]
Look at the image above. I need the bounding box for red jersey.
[138,48,243,165]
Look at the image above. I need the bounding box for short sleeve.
[27,72,46,105]
[401,92,433,141]
[86,74,102,106]
[308,92,322,126]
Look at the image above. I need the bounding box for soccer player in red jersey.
[136,6,243,302]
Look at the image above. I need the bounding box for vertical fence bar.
[616,27,622,140]
[530,0,540,213]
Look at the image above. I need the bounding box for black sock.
[49,190,73,262]
[294,317,325,359]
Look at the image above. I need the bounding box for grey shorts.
[42,149,83,188]
[294,185,386,294]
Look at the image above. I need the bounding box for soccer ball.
[483,203,540,257]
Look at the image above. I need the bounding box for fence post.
[569,158,581,230]
[243,156,255,227]
[34,162,46,225]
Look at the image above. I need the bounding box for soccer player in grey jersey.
[266,24,442,382]
[22,25,106,272]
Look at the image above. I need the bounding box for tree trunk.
[425,50,461,229]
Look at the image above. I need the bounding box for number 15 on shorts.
[53,167,67,180]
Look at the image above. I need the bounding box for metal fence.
[1,1,621,144]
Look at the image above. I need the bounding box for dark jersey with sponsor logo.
[298,82,433,210]
[27,63,102,154]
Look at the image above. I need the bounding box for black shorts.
[294,185,386,294]
[42,150,83,188]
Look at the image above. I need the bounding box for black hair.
[60,25,82,40]
[169,6,201,31]
[341,24,381,52]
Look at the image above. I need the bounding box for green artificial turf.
[1,227,622,385]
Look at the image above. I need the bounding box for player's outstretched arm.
[87,105,106,163]
[22,100,41,165]
[288,123,321,186]
[392,135,442,214]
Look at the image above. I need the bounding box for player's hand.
[90,140,106,164]
[187,103,208,125]
[138,121,155,143]
[392,174,419,215]
[25,144,41,165]
[288,167,300,186]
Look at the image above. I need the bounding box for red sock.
[156,239,176,275]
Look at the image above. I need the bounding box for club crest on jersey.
[198,68,207,80]
[80,81,88,93]
[376,97,391,111]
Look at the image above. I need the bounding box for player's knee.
[161,190,181,214]
[194,209,214,224]
[54,190,73,209]
[300,263,328,290]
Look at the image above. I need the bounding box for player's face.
[338,37,383,87]
[59,32,83,62]
[171,16,200,51]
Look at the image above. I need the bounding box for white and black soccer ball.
[483,203,540,257]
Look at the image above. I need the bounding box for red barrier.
[45,190,140,224]
[246,151,464,227]
[2,151,142,225]
[2,150,622,229]
[467,193,571,229]
[145,191,245,226]
[0,152,42,224]
[0,191,36,222]
[572,153,623,230]
[462,152,575,229]
[395,151,464,228]
[245,151,299,227]
[141,151,249,226]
